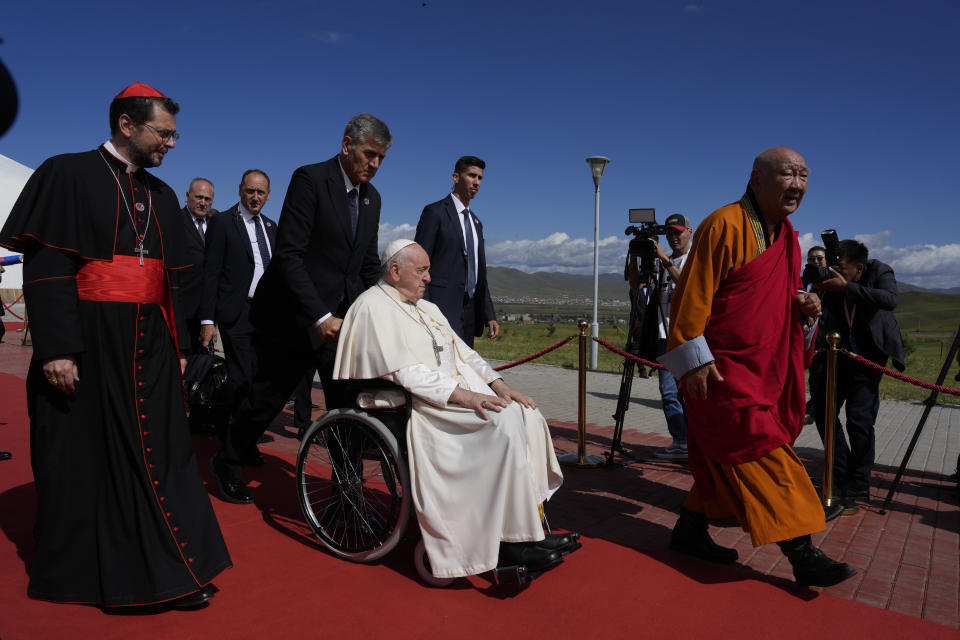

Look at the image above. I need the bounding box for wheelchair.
[295,379,577,586]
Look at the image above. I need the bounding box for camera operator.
[628,214,694,460]
[806,245,826,270]
[809,239,905,510]
[802,245,827,424]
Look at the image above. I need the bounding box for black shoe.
[498,542,563,573]
[171,587,214,610]
[778,535,856,587]
[840,498,860,516]
[843,488,870,503]
[210,453,254,504]
[669,508,738,564]
[0,451,11,461]
[536,532,581,556]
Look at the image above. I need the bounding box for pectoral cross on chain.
[411,303,444,366]
[135,243,149,266]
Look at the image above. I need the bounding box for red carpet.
[0,368,956,639]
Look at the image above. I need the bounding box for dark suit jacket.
[250,156,381,351]
[818,259,906,371]
[415,194,495,338]
[179,207,208,321]
[201,203,277,325]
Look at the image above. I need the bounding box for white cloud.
[486,232,631,274]
[382,224,960,290]
[377,222,418,252]
[310,31,342,44]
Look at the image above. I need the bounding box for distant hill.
[487,267,628,301]
[900,282,960,295]
[488,267,958,301]
[486,267,957,301]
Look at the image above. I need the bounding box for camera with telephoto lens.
[624,208,668,281]
[803,229,841,284]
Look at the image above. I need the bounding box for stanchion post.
[559,321,604,468]
[823,332,841,509]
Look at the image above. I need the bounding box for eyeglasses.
[142,122,180,143]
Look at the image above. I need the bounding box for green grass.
[476,322,637,372]
[476,291,960,405]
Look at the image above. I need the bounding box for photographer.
[628,214,694,460]
[809,239,905,509]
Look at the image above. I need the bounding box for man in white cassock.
[333,239,576,578]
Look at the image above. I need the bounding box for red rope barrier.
[592,336,664,370]
[1,292,24,320]
[840,350,960,397]
[493,336,574,371]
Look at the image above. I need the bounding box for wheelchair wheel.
[414,539,455,587]
[297,408,410,562]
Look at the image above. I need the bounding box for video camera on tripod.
[608,208,669,464]
[624,208,669,288]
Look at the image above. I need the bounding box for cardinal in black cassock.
[0,83,231,608]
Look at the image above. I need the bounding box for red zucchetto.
[113,82,167,100]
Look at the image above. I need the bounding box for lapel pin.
[363,198,370,205]
[135,202,145,211]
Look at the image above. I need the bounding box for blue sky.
[2,0,958,287]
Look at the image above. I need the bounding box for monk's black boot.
[778,535,855,587]
[669,508,738,564]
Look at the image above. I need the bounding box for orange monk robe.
[662,193,824,547]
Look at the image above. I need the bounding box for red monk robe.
[660,192,824,546]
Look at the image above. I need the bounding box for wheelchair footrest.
[492,555,565,585]
[492,564,531,585]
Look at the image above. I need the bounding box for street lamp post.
[585,156,610,370]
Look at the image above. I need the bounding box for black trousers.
[810,355,883,494]
[218,301,258,409]
[293,366,318,429]
[220,331,344,478]
[460,292,476,349]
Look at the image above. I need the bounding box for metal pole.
[559,321,604,468]
[590,184,600,370]
[823,332,840,509]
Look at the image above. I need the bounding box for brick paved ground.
[496,358,960,630]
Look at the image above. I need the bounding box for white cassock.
[333,281,563,578]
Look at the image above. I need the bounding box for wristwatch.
[661,259,674,268]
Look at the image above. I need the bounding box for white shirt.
[239,203,271,299]
[450,193,480,290]
[102,141,139,173]
[657,251,689,339]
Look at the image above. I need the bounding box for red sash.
[75,255,180,350]
[684,218,807,496]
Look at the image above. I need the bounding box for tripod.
[880,323,960,512]
[605,277,657,467]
